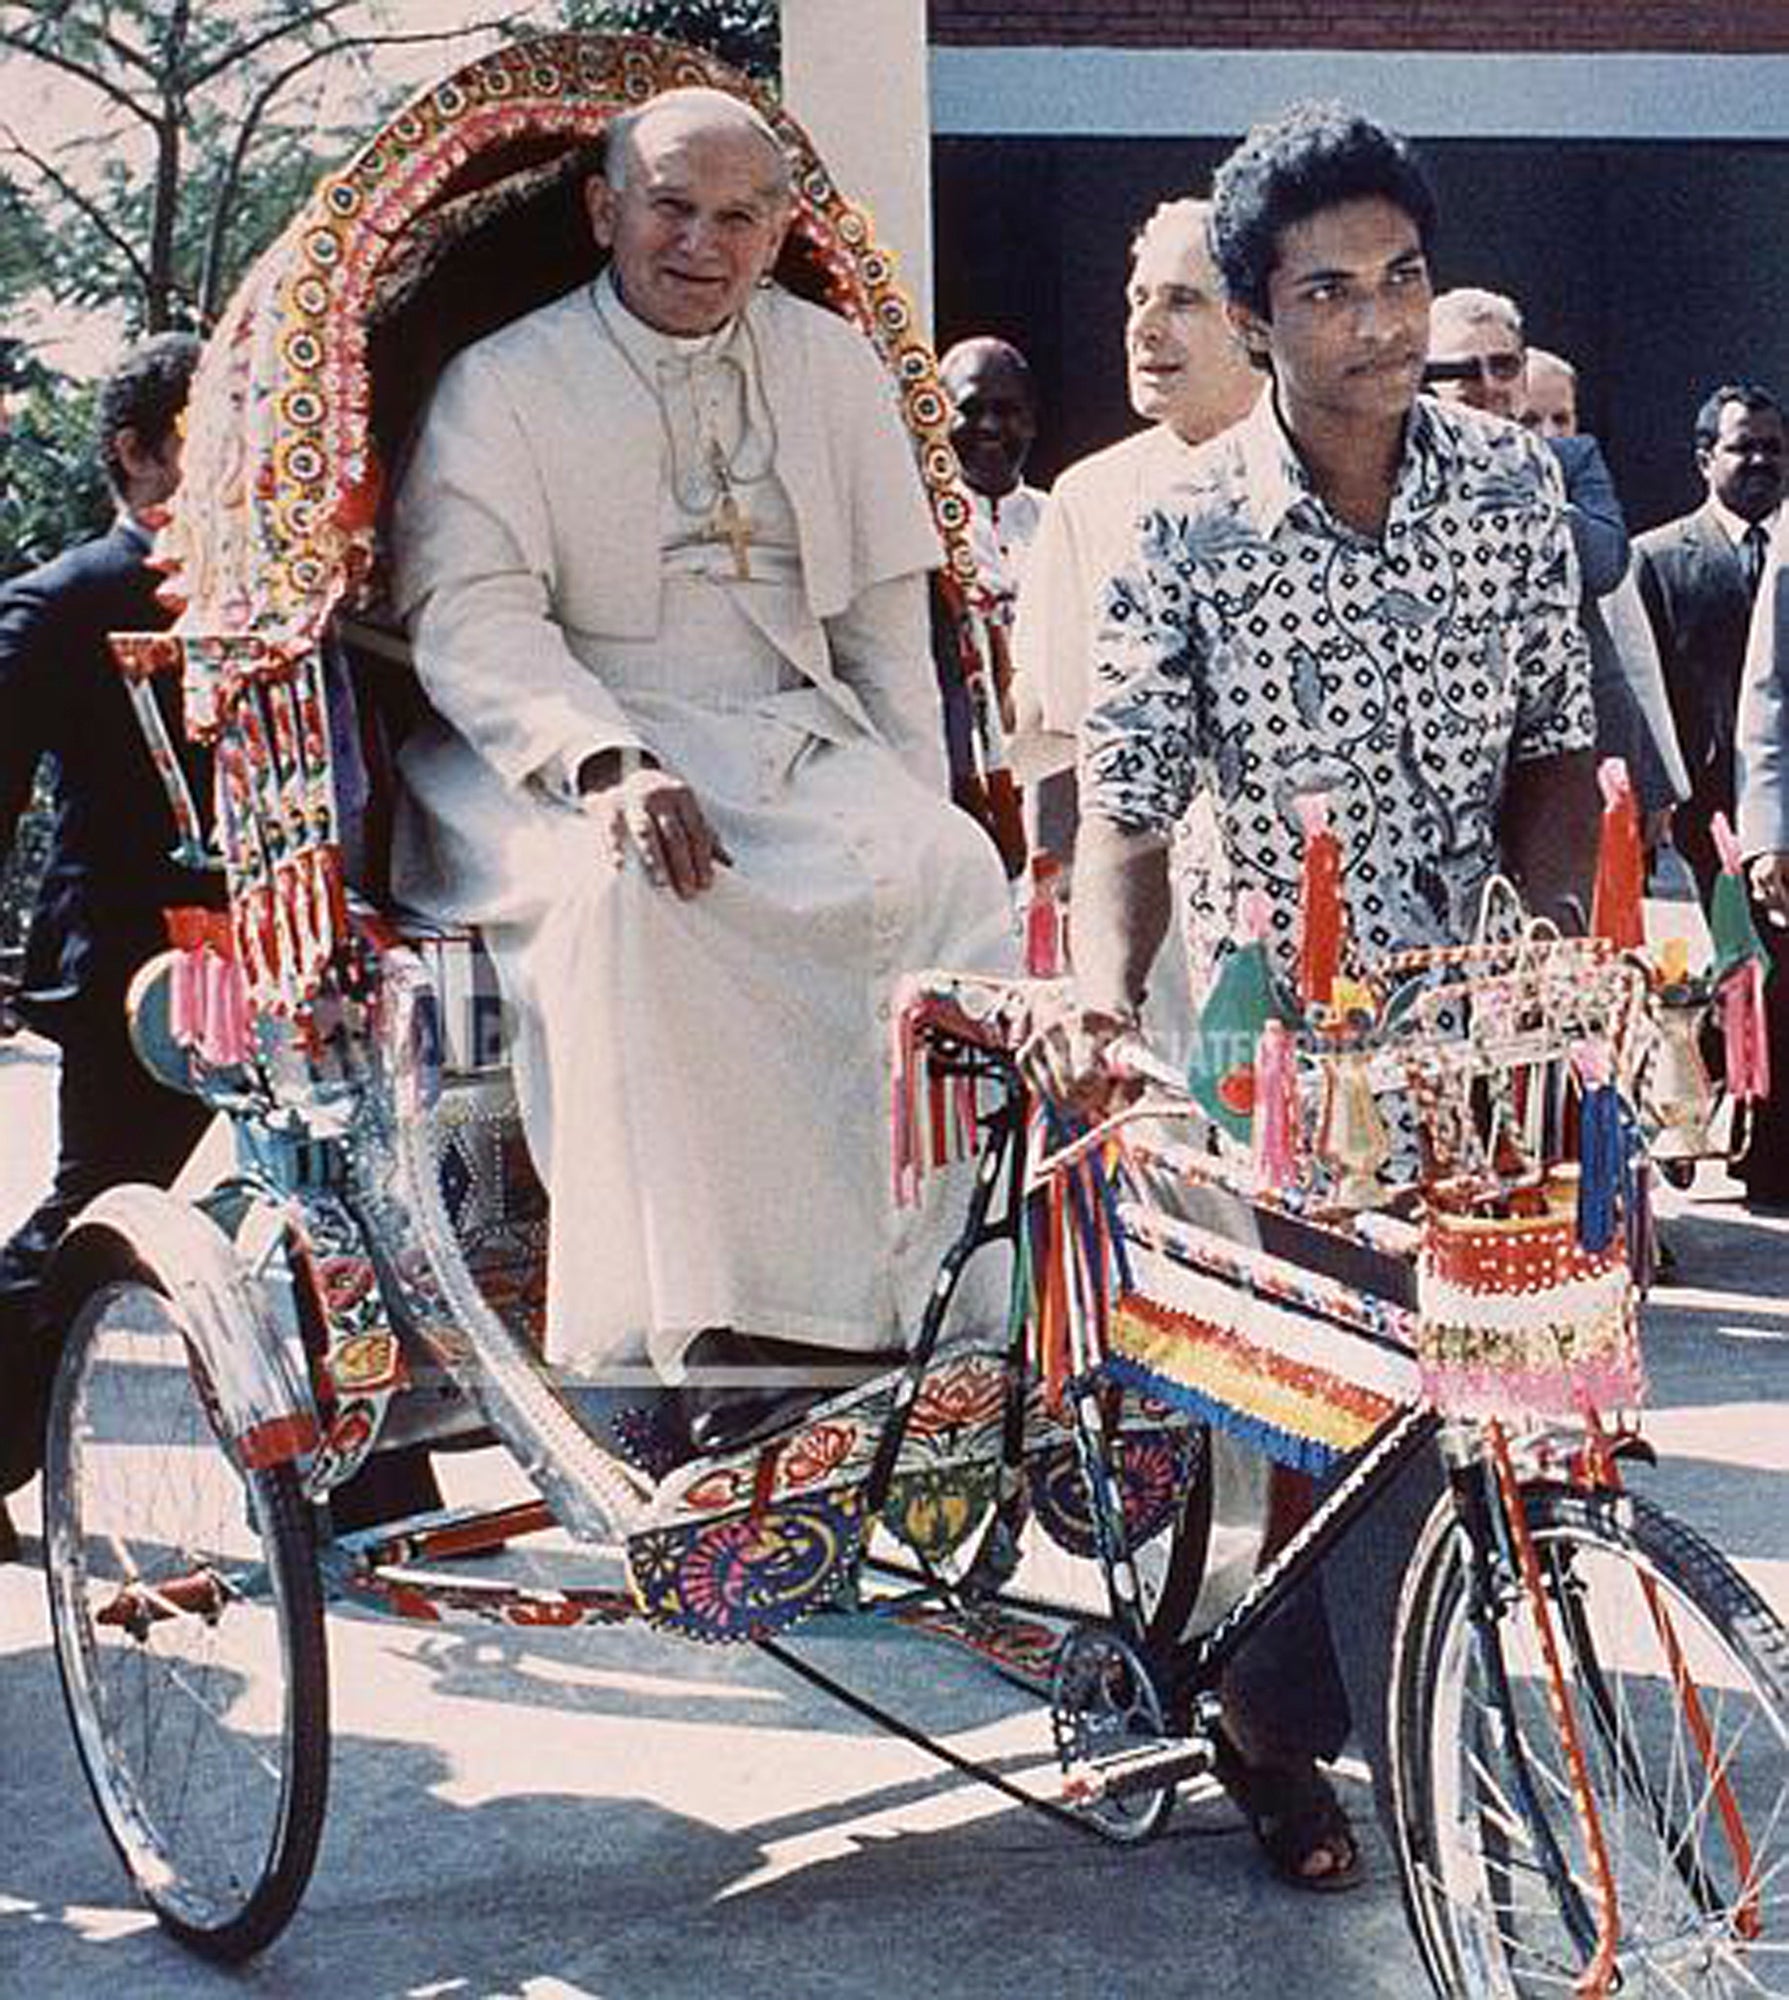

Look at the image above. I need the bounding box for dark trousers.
[1,1011,210,1493]
[1221,1433,1445,1833]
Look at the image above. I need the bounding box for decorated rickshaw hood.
[148,30,975,688]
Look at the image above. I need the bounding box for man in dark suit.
[0,332,215,1550]
[1636,383,1785,902]
[1638,382,1788,1207]
[1428,289,1687,836]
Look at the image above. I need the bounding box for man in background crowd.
[1515,341,1688,844]
[0,332,210,1560]
[1638,384,1786,905]
[1430,289,1683,840]
[939,334,1045,615]
[1009,197,1257,866]
[1656,382,1789,1211]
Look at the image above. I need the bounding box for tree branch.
[0,126,153,297]
[0,1,152,76]
[197,17,533,315]
[185,1,521,91]
[0,26,161,132]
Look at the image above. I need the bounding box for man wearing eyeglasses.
[1427,289,1627,596]
[1429,290,1687,852]
[1425,285,1528,418]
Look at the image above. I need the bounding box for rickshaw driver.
[388,87,1014,1456]
[1028,104,1598,1892]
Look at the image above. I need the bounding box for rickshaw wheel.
[43,1272,329,1962]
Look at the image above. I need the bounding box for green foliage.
[0,765,52,966]
[562,0,778,78]
[0,373,107,581]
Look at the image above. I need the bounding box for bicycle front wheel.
[1392,1479,1789,1997]
[43,1272,329,1962]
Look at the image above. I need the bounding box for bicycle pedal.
[1061,1734,1216,1806]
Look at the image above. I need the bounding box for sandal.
[1211,1729,1363,1893]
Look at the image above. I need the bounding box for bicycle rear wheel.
[1392,1479,1789,1997]
[43,1273,329,1962]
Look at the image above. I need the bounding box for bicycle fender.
[44,1183,323,1474]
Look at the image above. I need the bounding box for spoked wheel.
[43,1273,329,1962]
[1392,1480,1789,1997]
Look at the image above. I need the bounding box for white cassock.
[390,272,1015,1375]
[962,481,1046,617]
[1009,426,1197,788]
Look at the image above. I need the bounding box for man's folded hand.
[588,763,732,899]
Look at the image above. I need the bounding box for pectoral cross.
[711,487,753,580]
[707,440,753,579]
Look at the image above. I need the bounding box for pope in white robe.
[387,91,1013,1379]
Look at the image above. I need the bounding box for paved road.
[1,1027,1784,1999]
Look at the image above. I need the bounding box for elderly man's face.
[1521,361,1578,438]
[1428,311,1526,420]
[587,115,789,337]
[1125,214,1257,444]
[942,349,1037,499]
[1701,400,1787,523]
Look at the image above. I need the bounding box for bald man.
[1009,199,1257,860]
[391,87,1012,1451]
[939,334,1046,618]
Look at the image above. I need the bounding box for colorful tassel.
[199,947,252,1067]
[1294,793,1344,1010]
[1708,813,1773,1103]
[162,907,251,1066]
[1024,853,1065,976]
[1574,1044,1623,1254]
[1721,959,1771,1102]
[1252,1017,1301,1187]
[1590,757,1644,951]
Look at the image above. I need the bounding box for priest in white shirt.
[389,87,1012,1451]
[1009,199,1257,866]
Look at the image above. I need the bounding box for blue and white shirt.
[1082,391,1595,981]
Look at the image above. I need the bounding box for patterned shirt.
[1082,391,1595,979]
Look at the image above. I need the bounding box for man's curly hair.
[95,331,202,500]
[1208,101,1437,322]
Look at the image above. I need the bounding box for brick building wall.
[930,1,1789,52]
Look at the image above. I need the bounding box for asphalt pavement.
[1,1022,1785,2000]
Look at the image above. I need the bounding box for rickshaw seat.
[329,617,550,1346]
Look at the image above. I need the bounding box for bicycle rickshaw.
[37,33,1789,1994]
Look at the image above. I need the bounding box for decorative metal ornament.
[1315,1041,1391,1209]
[1643,985,1718,1163]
